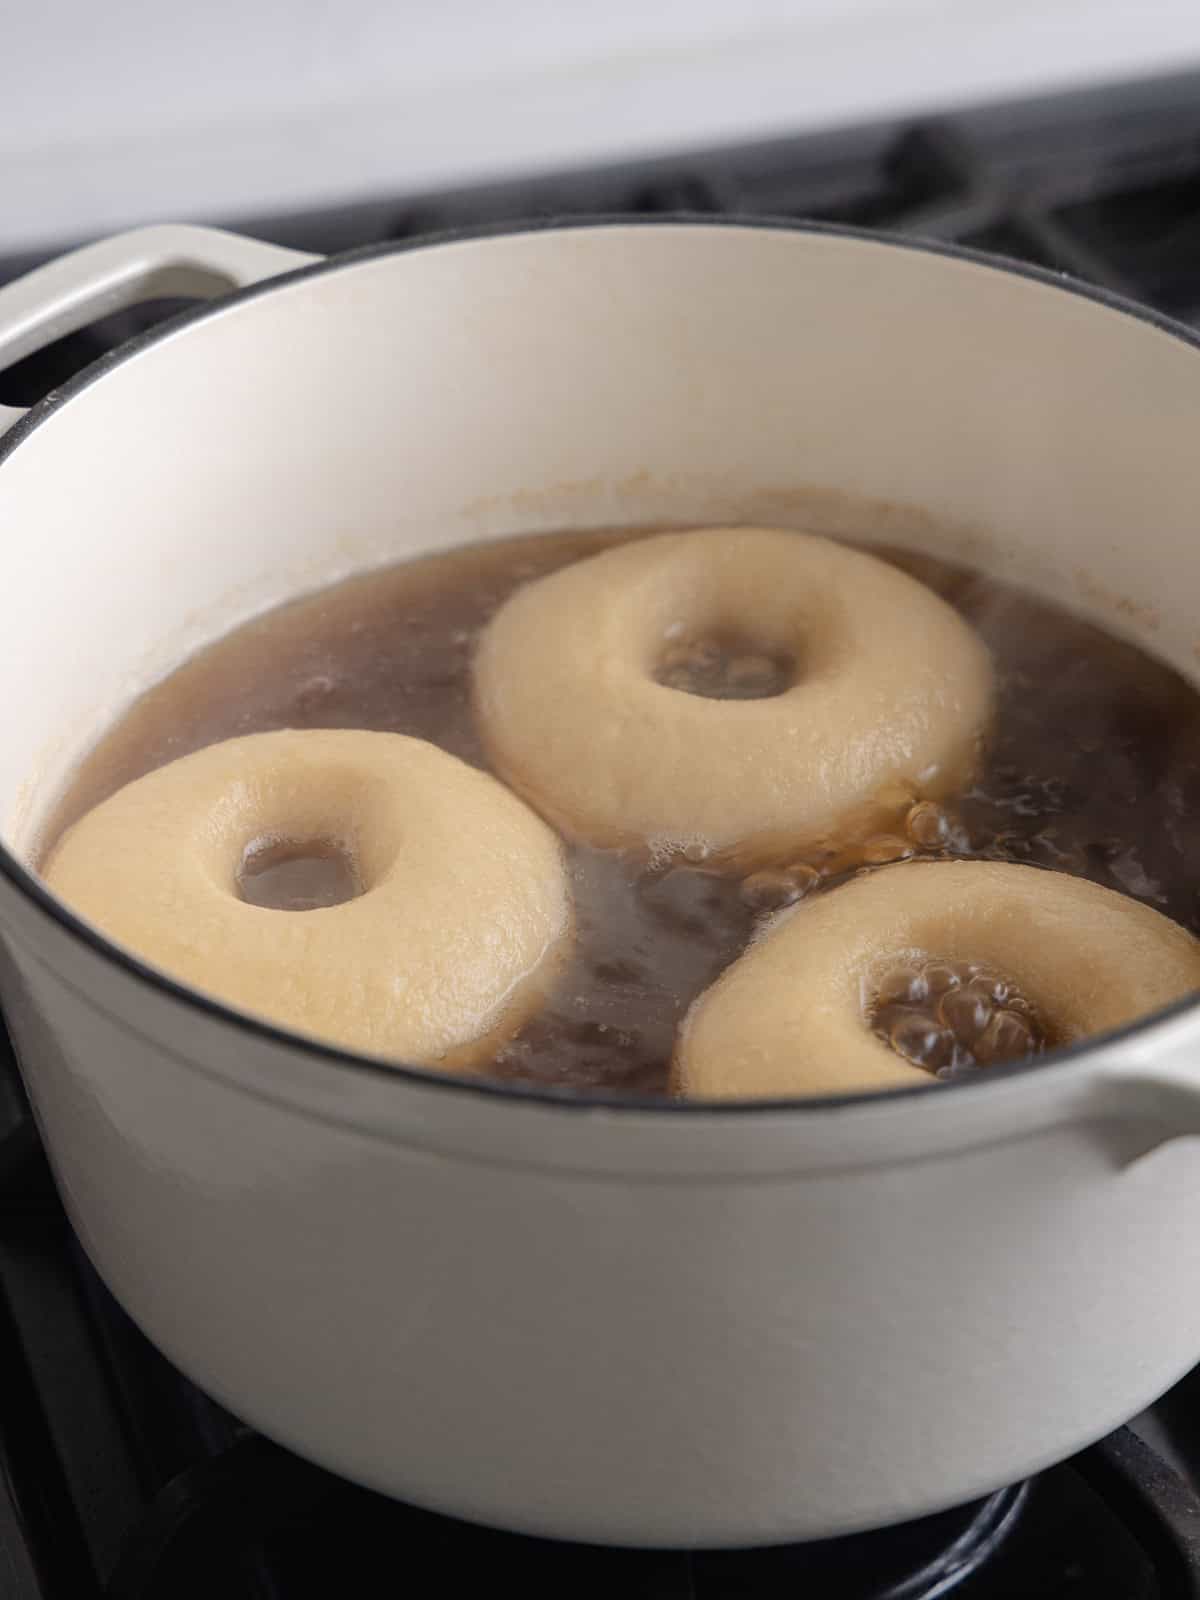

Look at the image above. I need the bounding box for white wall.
[3,0,1200,250]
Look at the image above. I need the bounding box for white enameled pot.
[1,220,1200,1548]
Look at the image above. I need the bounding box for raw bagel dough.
[676,860,1200,1099]
[474,527,992,863]
[42,729,571,1067]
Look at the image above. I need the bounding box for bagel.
[676,861,1200,1098]
[473,527,992,864]
[42,729,571,1067]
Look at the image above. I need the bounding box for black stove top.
[4,68,1200,1600]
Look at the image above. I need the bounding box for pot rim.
[3,212,1199,1118]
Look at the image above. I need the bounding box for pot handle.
[0,224,321,439]
[1090,1039,1200,1165]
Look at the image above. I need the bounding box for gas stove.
[4,68,1200,1599]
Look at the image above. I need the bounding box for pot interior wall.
[2,224,1198,857]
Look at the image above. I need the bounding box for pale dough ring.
[676,860,1200,1100]
[42,730,571,1068]
[473,527,993,863]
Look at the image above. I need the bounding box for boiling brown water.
[239,839,361,912]
[870,958,1047,1079]
[42,529,1200,1096]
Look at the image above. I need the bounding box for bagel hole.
[655,629,794,700]
[869,958,1050,1078]
[238,837,361,912]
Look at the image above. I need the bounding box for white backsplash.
[2,0,1200,251]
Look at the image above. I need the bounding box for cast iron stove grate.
[3,67,1200,1600]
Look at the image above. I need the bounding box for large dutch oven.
[0,219,1199,1546]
